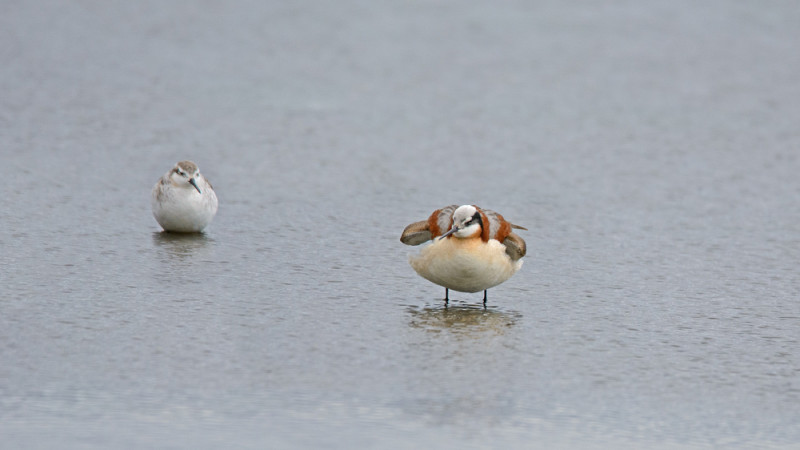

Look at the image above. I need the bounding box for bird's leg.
[482,290,487,305]
[444,288,449,305]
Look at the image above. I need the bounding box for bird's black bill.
[438,227,458,240]
[188,178,202,194]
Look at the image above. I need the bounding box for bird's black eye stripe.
[467,212,482,227]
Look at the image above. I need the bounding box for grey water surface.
[2,1,800,448]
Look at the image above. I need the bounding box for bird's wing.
[400,205,459,244]
[503,232,527,261]
[481,208,528,236]
[400,220,432,245]
[430,205,458,237]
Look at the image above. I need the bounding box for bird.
[151,160,218,233]
[400,204,527,304]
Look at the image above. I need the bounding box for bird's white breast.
[408,237,522,293]
[151,178,218,232]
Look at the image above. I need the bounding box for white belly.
[152,187,218,232]
[409,238,523,293]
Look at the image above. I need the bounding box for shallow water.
[2,1,800,448]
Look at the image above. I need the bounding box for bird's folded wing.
[503,232,527,260]
[400,220,432,245]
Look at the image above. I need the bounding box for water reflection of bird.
[407,305,519,337]
[151,232,212,260]
[152,160,218,232]
[401,205,527,304]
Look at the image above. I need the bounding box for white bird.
[401,205,527,304]
[151,160,218,233]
